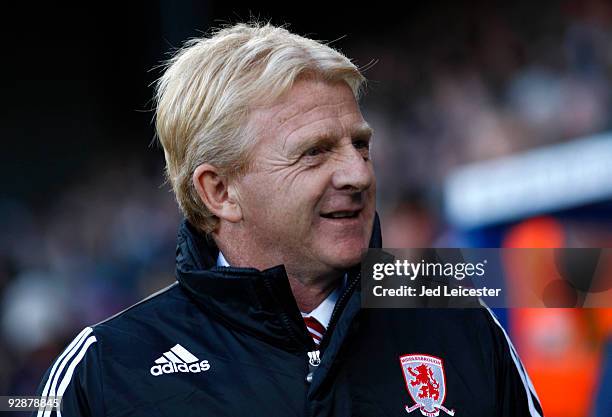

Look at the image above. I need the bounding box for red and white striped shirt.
[300,282,343,346]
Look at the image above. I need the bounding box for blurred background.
[2,0,612,415]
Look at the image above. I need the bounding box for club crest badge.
[399,354,455,416]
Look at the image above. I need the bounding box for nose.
[330,143,374,192]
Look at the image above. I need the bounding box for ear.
[192,164,242,223]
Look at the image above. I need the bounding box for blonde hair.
[155,22,366,233]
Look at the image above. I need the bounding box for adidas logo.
[150,344,211,377]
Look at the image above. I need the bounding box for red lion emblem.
[407,364,440,401]
[400,354,455,416]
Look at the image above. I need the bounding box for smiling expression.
[231,77,376,279]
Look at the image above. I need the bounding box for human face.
[233,78,376,279]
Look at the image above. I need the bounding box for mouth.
[320,209,362,219]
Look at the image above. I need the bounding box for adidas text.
[150,344,211,377]
[150,360,210,376]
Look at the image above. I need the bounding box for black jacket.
[33,217,543,417]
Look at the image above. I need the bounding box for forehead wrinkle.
[281,110,366,151]
[274,96,358,132]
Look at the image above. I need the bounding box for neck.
[288,274,342,313]
[213,226,343,312]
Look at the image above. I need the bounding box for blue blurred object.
[593,337,612,417]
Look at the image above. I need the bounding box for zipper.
[318,271,361,353]
[262,272,360,384]
[304,272,360,384]
[305,350,321,383]
[261,274,325,386]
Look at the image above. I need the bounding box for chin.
[321,239,367,270]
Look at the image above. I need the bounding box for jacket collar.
[175,214,382,353]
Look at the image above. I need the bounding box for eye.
[304,145,328,157]
[353,138,371,159]
[353,139,370,150]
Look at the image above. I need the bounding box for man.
[34,23,543,417]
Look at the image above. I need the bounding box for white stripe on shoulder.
[56,335,97,417]
[37,327,92,417]
[481,304,542,417]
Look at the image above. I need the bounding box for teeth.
[328,211,355,218]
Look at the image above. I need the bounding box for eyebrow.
[286,122,374,155]
[352,123,374,140]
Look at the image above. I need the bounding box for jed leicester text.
[372,285,502,298]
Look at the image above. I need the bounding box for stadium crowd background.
[2,1,612,416]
